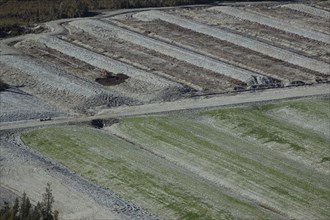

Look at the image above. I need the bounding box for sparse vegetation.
[0,184,59,220]
[21,98,330,219]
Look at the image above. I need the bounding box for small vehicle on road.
[40,117,52,121]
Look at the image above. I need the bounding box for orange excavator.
[100,69,111,78]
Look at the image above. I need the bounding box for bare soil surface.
[134,10,329,75]
[0,55,136,114]
[65,27,245,92]
[173,7,330,63]
[313,0,330,11]
[114,16,326,85]
[36,36,187,103]
[68,19,268,86]
[245,5,330,35]
[214,6,329,42]
[282,4,330,19]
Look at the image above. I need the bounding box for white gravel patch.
[282,4,330,19]
[69,19,268,85]
[209,6,330,44]
[0,88,68,122]
[36,36,184,102]
[133,10,330,75]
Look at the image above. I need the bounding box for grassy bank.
[21,97,330,219]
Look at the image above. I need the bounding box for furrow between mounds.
[36,36,186,102]
[282,4,330,19]
[68,19,269,86]
[134,10,330,75]
[0,55,134,112]
[209,6,330,44]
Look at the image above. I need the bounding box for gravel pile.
[209,6,330,44]
[282,4,330,19]
[68,19,270,86]
[134,10,329,75]
[0,88,68,122]
[0,55,135,113]
[37,36,185,102]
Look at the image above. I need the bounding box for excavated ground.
[171,8,330,63]
[314,1,330,10]
[64,27,245,92]
[112,16,326,85]
[245,5,330,34]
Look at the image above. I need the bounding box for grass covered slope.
[21,97,330,220]
[21,126,271,219]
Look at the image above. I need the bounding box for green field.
[21,97,330,219]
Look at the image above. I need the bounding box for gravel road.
[1,84,329,132]
[134,10,329,75]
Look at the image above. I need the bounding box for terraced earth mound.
[1,1,329,117]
